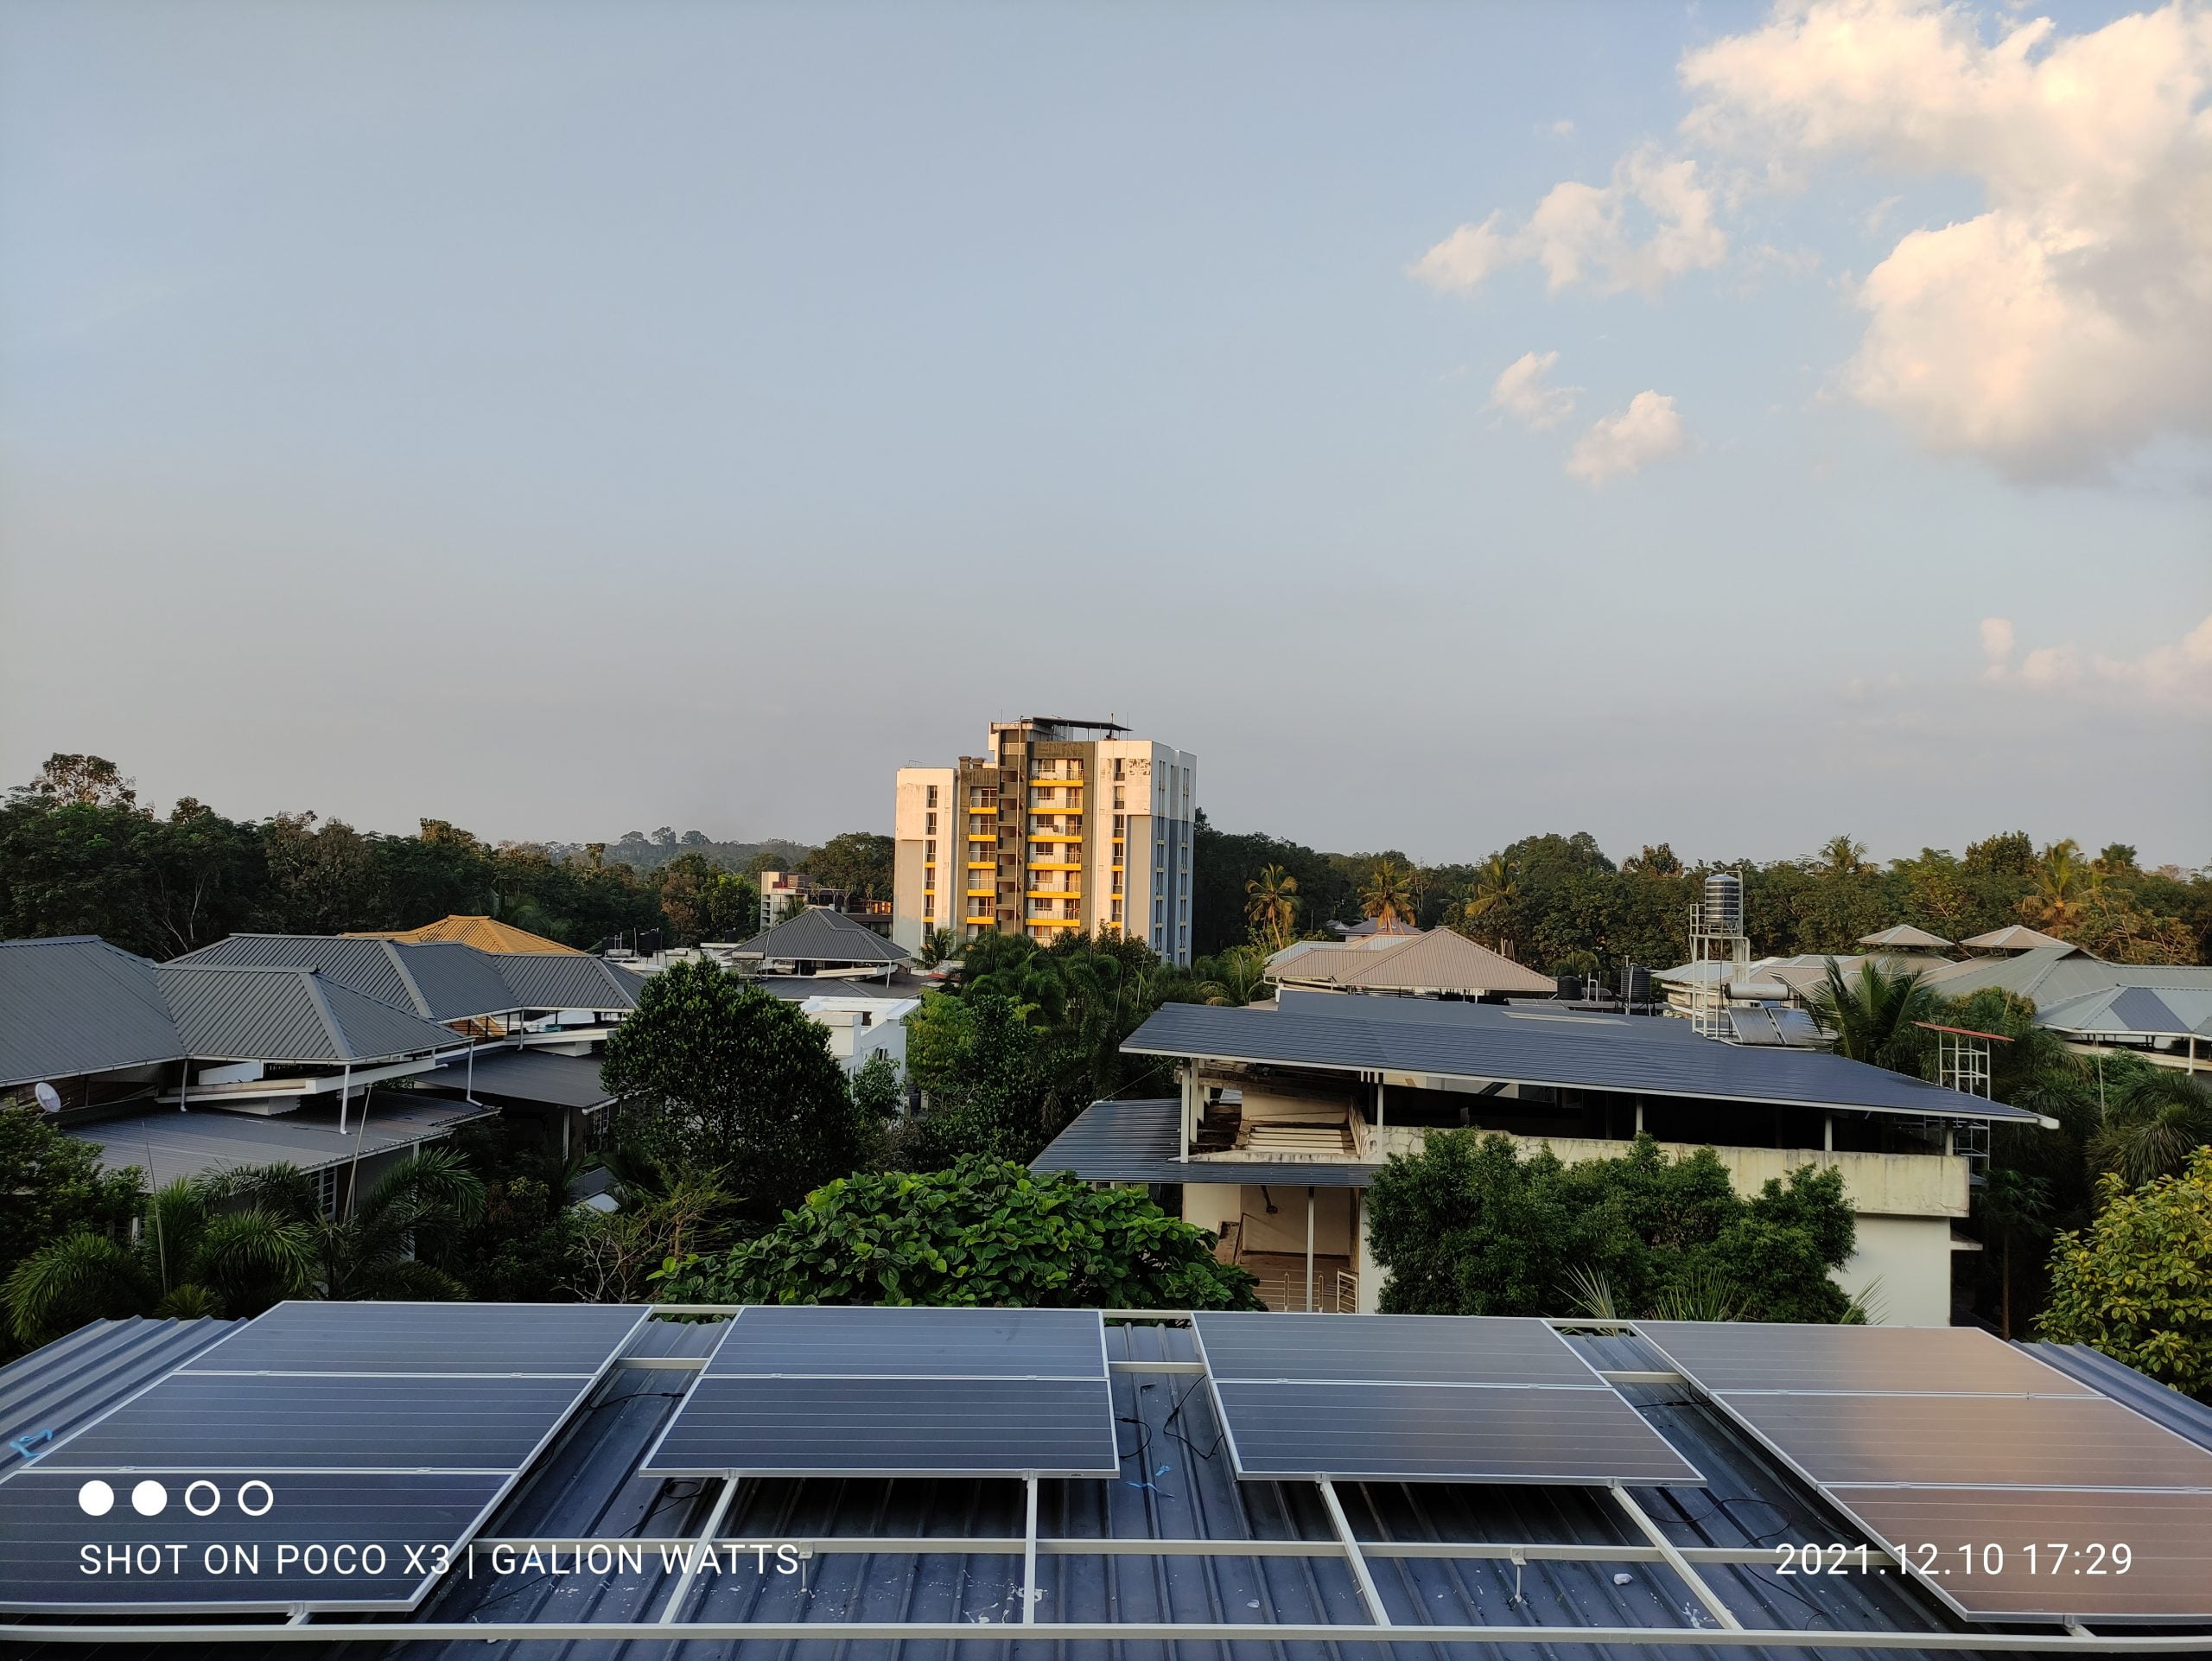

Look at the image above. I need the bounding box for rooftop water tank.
[1701,874,1744,936]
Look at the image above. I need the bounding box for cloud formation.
[1566,391,1688,482]
[1487,350,1580,429]
[1980,612,2212,710]
[1410,146,1727,296]
[1679,0,2212,478]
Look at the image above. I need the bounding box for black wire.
[1157,1372,1225,1461]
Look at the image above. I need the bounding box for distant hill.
[587,835,817,875]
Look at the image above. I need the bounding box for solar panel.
[639,1305,1121,1478]
[1637,1320,2212,1624]
[1192,1313,1704,1486]
[0,1300,651,1614]
[177,1300,649,1376]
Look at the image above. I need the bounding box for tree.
[654,852,757,945]
[1974,1167,2051,1340]
[1364,1131,1859,1324]
[1358,856,1419,928]
[810,831,896,903]
[9,753,140,810]
[851,1049,904,1121]
[599,958,877,1231]
[1818,834,1871,878]
[895,990,1058,1168]
[0,1104,145,1356]
[1459,855,1522,957]
[1243,863,1300,954]
[2088,1066,2212,1190]
[4,1166,317,1348]
[2023,837,2089,932]
[314,1148,486,1300]
[1964,830,2037,878]
[656,1158,1263,1311]
[1808,958,1936,1072]
[2041,1149,2212,1398]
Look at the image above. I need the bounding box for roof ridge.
[292,967,358,1061]
[377,939,435,1018]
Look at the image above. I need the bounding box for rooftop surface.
[735,907,911,967]
[64,1090,495,1187]
[3,1311,2206,1656]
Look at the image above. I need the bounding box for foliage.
[656,1157,1262,1311]
[654,852,758,944]
[851,1048,904,1121]
[565,1162,736,1302]
[1365,1131,1859,1324]
[2041,1148,2212,1398]
[1357,857,1419,927]
[599,958,879,1231]
[895,990,1058,1168]
[1808,958,1936,1070]
[1243,863,1300,954]
[810,831,896,903]
[2087,1067,2212,1190]
[0,1104,145,1356]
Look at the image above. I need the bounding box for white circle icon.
[130,1480,168,1517]
[77,1480,115,1518]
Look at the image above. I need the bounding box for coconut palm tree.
[2088,1069,2212,1190]
[1358,858,1419,930]
[314,1147,486,1300]
[1243,864,1300,954]
[1818,834,1871,878]
[4,1166,318,1348]
[1460,856,1521,958]
[1808,958,1936,1071]
[2023,837,2088,932]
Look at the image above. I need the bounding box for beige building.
[893,716,1196,965]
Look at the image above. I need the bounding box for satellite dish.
[33,1081,62,1115]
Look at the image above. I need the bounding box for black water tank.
[1626,965,1652,1003]
[1556,974,1583,1001]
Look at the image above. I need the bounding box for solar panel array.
[1637,1321,2212,1623]
[1192,1312,1705,1486]
[639,1305,1122,1478]
[0,1301,647,1614]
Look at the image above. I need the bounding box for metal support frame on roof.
[1608,1481,1743,1632]
[655,1476,739,1625]
[1317,1478,1390,1626]
[1020,1473,1039,1624]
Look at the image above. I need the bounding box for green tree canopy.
[2041,1147,2212,1398]
[657,1157,1262,1311]
[1365,1131,1859,1324]
[600,958,878,1229]
[0,1104,146,1356]
[810,831,896,902]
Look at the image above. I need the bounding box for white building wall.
[1839,1213,1957,1327]
[1098,739,1195,966]
[890,767,954,952]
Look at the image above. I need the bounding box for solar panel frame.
[1190,1313,1706,1487]
[0,1301,652,1615]
[638,1305,1122,1479]
[173,1299,651,1377]
[1634,1319,2212,1626]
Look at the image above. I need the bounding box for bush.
[2040,1148,2212,1398]
[657,1156,1262,1311]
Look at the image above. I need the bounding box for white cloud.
[1566,391,1688,482]
[1981,612,2212,710]
[1487,350,1580,430]
[1677,0,2212,478]
[1550,118,1576,137]
[1410,145,1727,296]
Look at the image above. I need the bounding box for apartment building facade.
[893,717,1197,966]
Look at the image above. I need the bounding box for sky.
[2,0,2207,869]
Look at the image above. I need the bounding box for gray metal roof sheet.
[422,1047,614,1109]
[156,964,460,1065]
[0,1317,238,1479]
[735,907,911,965]
[1030,1098,1380,1187]
[493,951,649,1013]
[0,937,184,1088]
[168,935,521,1022]
[67,1090,493,1187]
[1126,1001,2036,1123]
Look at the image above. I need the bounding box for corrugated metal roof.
[170,935,520,1022]
[1923,951,2212,1038]
[1125,1000,2037,1122]
[0,937,184,1088]
[494,952,650,1014]
[1031,1098,1379,1187]
[1856,926,1955,950]
[156,964,459,1065]
[1268,931,1556,997]
[736,907,910,966]
[1957,925,2075,952]
[423,1047,613,1110]
[67,1090,494,1187]
[353,915,584,954]
[0,1317,237,1479]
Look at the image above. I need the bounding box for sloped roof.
[1030,1097,1377,1187]
[2034,983,2212,1041]
[1857,924,1954,950]
[353,915,582,955]
[154,965,461,1065]
[490,951,648,1013]
[1126,998,2037,1122]
[1959,923,2074,952]
[169,935,518,1023]
[0,937,184,1088]
[735,907,909,966]
[69,1090,493,1187]
[423,1047,614,1110]
[1266,928,1555,996]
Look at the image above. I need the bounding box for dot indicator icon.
[130,1480,168,1518]
[76,1480,115,1518]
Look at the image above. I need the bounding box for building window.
[923,894,934,917]
[1110,899,1122,923]
[1112,786,1125,809]
[926,785,938,808]
[1181,767,1191,797]
[925,839,936,860]
[314,1166,341,1219]
[925,811,937,833]
[1112,758,1124,780]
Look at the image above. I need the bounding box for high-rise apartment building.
[893,717,1197,966]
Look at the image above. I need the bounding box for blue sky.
[3,1,2205,866]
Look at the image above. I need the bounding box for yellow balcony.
[1028,831,1084,843]
[967,860,995,870]
[1030,860,1081,871]
[968,832,995,842]
[1027,889,1083,901]
[966,888,998,900]
[1027,916,1084,928]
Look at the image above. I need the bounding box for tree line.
[0,754,892,958]
[1194,817,2210,971]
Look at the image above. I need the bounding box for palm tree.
[4,1166,317,1348]
[2088,1069,2212,1190]
[1819,834,1870,878]
[1974,1167,2050,1340]
[313,1148,486,1300]
[1243,865,1300,954]
[1460,855,1521,958]
[1807,958,1936,1071]
[2024,838,2088,932]
[1358,858,1419,930]
[917,926,960,968]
